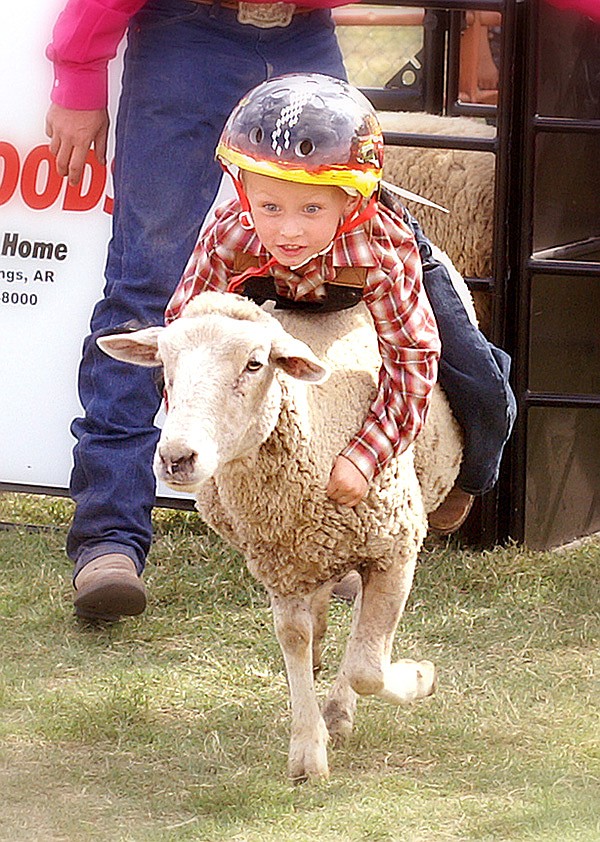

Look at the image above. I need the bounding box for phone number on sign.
[1,290,38,305]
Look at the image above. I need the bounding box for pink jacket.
[47,0,354,110]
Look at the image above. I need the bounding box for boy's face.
[243,171,355,267]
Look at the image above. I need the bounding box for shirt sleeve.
[164,212,236,324]
[46,0,146,109]
[340,234,441,482]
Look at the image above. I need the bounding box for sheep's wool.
[193,298,463,597]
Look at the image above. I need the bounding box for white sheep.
[380,111,496,279]
[98,287,466,781]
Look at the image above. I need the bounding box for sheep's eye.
[246,359,263,372]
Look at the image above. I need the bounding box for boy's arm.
[339,237,441,485]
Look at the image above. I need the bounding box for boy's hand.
[45,103,109,186]
[326,455,368,507]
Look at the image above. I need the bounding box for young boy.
[165,73,516,527]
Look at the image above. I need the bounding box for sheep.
[98,287,466,781]
[380,111,496,332]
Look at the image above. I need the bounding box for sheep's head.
[98,292,329,492]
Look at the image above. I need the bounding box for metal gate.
[512,0,600,548]
[346,0,599,549]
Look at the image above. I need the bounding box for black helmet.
[217,73,383,198]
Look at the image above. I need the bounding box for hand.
[326,455,368,507]
[45,103,109,185]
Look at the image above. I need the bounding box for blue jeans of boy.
[409,215,517,496]
[68,0,348,576]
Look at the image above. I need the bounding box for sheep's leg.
[271,593,329,781]
[309,581,334,675]
[322,579,362,743]
[336,557,435,707]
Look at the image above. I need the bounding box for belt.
[188,0,313,27]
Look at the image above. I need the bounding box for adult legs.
[68,2,346,614]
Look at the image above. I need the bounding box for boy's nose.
[279,214,303,238]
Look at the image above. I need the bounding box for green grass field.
[0,493,598,841]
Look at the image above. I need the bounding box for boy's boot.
[74,554,147,622]
[428,485,474,535]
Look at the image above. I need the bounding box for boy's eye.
[305,204,321,214]
[263,203,279,212]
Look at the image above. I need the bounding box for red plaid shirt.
[165,199,440,481]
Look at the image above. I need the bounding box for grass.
[0,492,598,841]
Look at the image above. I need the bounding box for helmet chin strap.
[336,194,378,237]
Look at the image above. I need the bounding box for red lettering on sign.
[20,145,63,210]
[0,141,114,215]
[0,142,20,206]
[103,158,115,215]
[63,151,107,212]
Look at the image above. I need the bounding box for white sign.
[0,1,231,500]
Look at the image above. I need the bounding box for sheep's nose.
[157,446,197,483]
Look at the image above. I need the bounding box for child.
[165,73,516,529]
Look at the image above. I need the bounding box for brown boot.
[428,486,475,535]
[331,570,361,603]
[74,554,147,622]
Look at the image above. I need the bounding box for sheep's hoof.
[415,659,437,698]
[322,699,355,745]
[288,753,330,783]
[288,732,329,782]
[373,659,437,705]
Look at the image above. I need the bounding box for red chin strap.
[227,254,279,294]
[335,193,378,238]
[223,164,378,295]
[224,165,278,293]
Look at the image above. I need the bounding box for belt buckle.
[237,2,296,28]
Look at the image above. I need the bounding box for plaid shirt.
[165,198,440,481]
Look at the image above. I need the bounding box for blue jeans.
[68,0,347,576]
[409,215,517,496]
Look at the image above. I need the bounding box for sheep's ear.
[270,334,329,383]
[97,327,163,367]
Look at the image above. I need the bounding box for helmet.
[216,73,384,198]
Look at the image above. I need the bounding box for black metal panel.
[532,132,600,255]
[529,274,600,397]
[525,407,600,549]
[536,7,600,120]
[510,0,600,548]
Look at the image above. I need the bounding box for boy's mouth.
[277,244,306,256]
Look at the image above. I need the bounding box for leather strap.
[232,253,367,312]
[233,252,367,288]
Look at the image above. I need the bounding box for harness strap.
[231,253,368,312]
[226,254,278,293]
[232,253,367,288]
[242,275,364,312]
